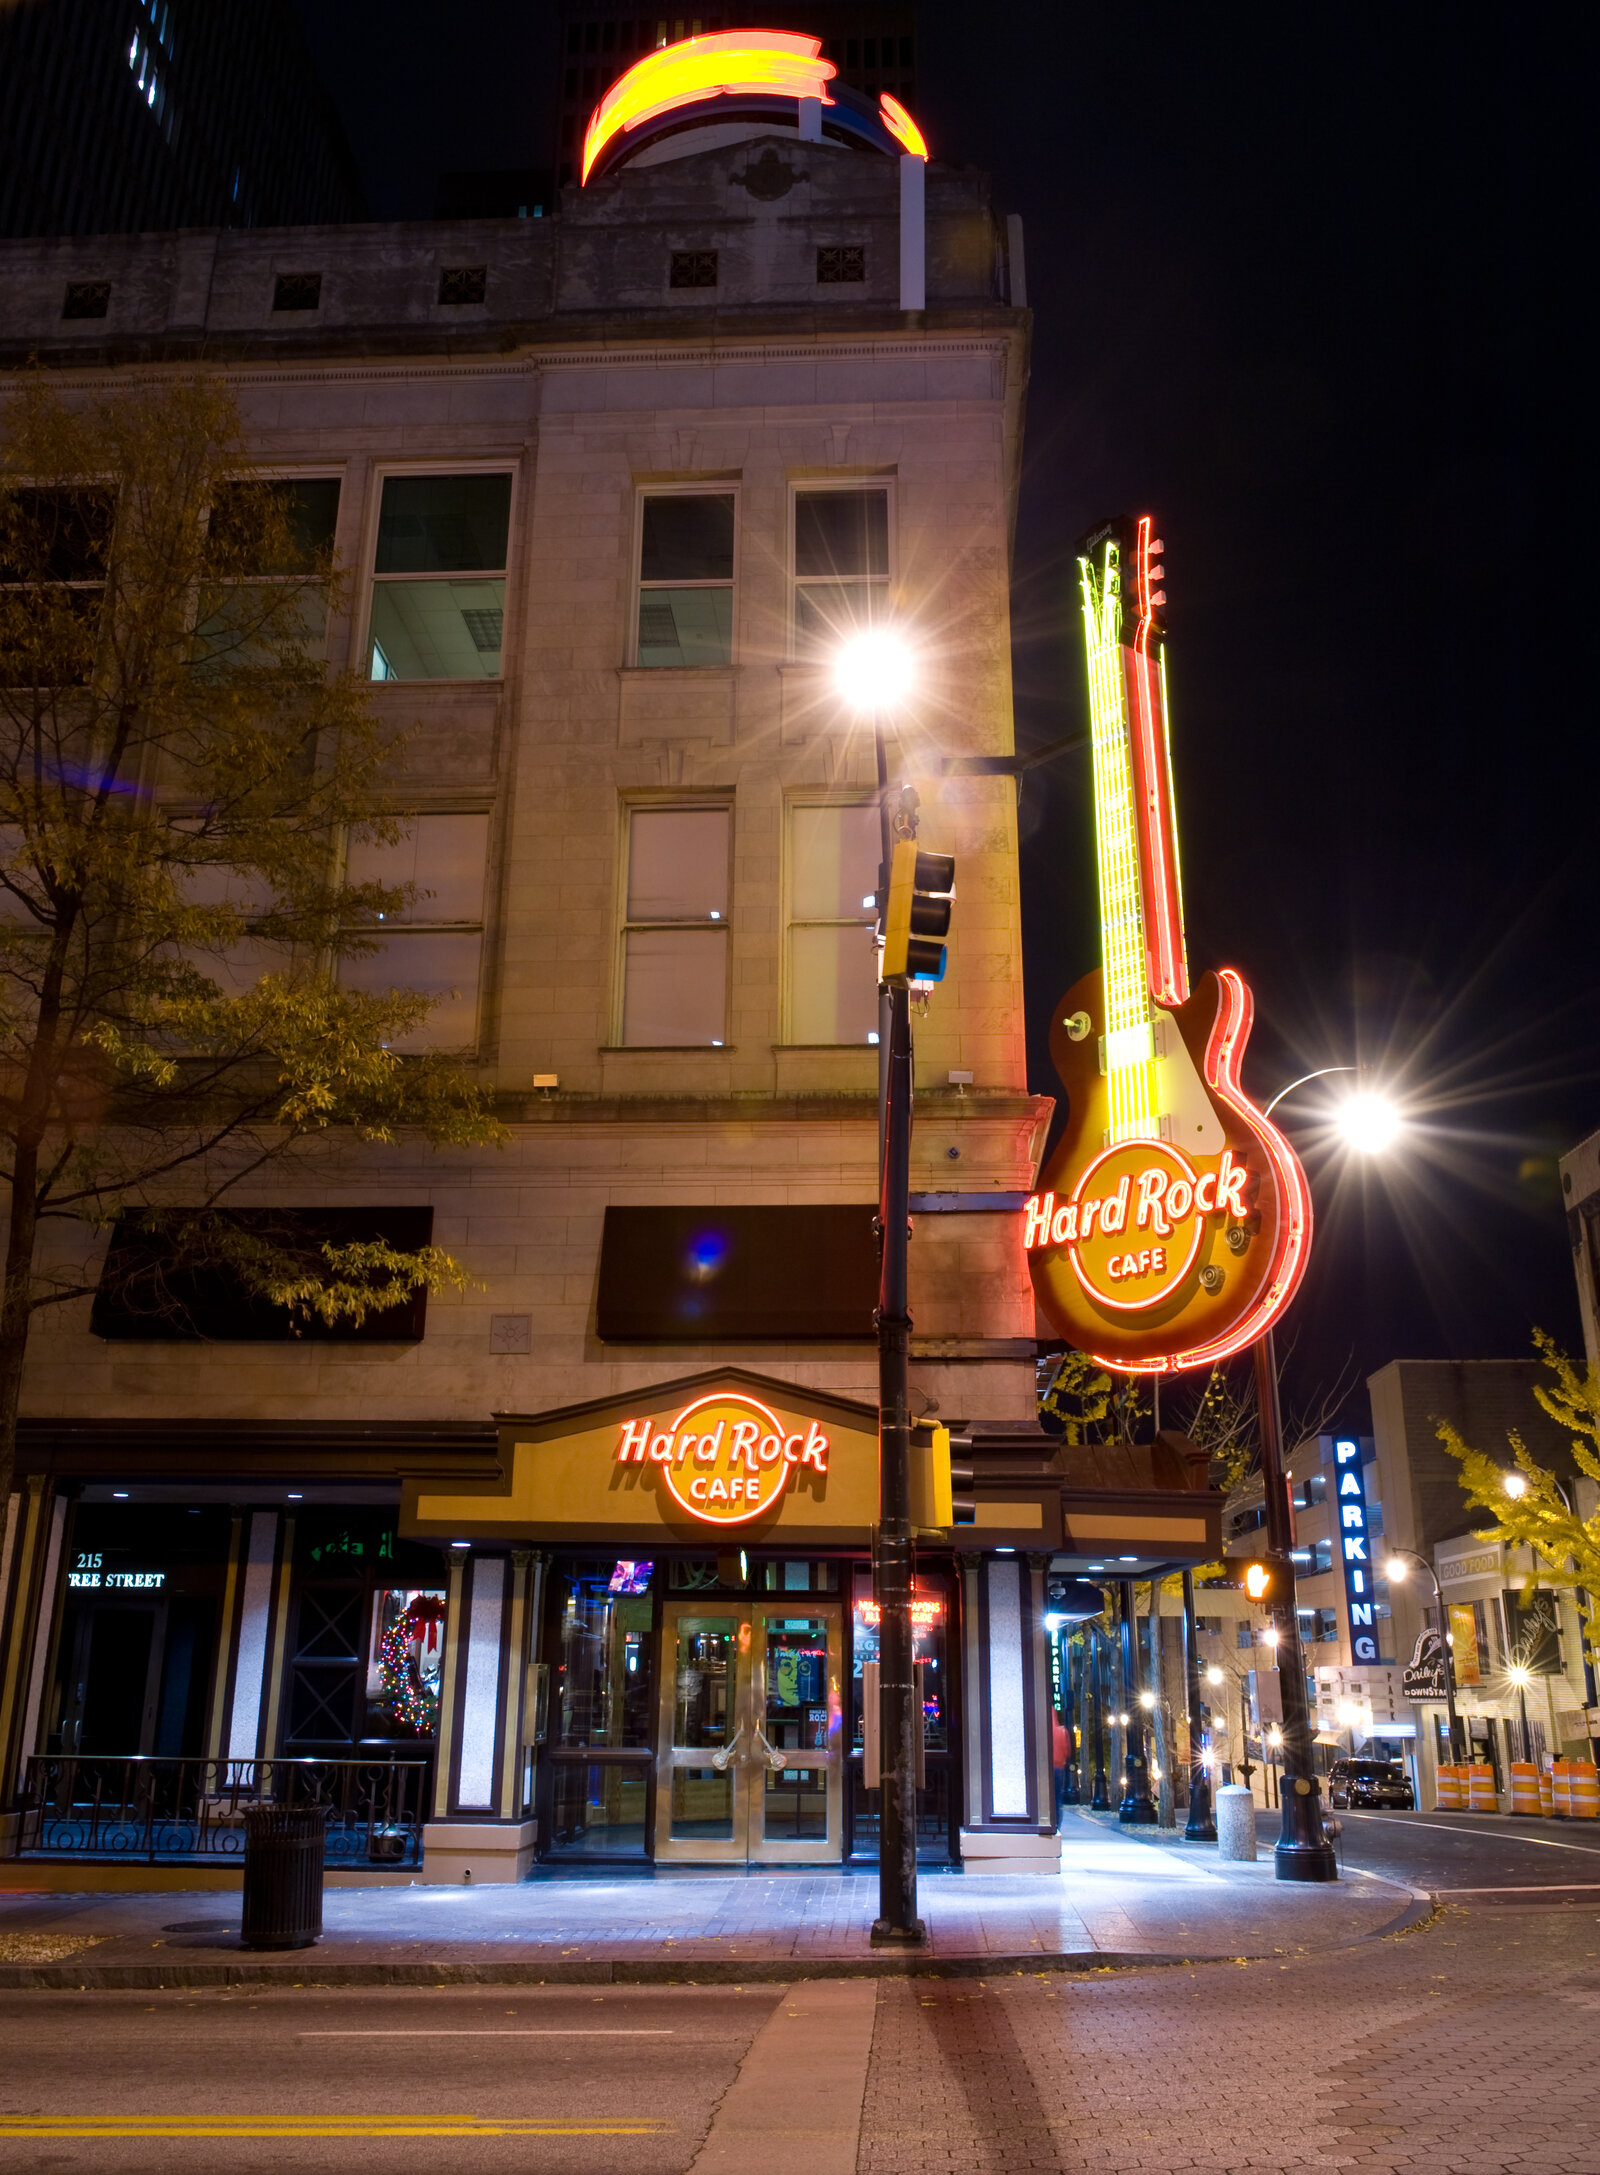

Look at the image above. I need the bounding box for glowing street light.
[1206,1664,1225,1687]
[833,627,914,714]
[1504,1471,1529,1499]
[1139,1688,1156,1710]
[1337,1092,1403,1155]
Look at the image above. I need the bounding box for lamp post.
[1183,1568,1217,1839]
[1244,1069,1402,1883]
[1385,1549,1462,1764]
[1117,1579,1157,1822]
[836,631,926,1948]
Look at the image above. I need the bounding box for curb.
[0,1888,1434,1991]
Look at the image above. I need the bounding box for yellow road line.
[0,2119,670,2138]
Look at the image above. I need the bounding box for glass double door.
[655,1601,843,1863]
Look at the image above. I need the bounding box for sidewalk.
[0,1810,1426,1989]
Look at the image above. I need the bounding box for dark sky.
[291,1,1596,1426]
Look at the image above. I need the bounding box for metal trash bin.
[241,1804,326,1950]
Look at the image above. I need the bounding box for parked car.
[1326,1758,1415,1810]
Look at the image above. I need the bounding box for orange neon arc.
[879,92,928,158]
[582,30,836,183]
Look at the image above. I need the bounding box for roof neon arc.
[581,29,929,185]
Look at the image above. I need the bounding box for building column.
[221,1509,289,1771]
[422,1549,536,1883]
[959,1552,1061,1875]
[0,1477,66,1845]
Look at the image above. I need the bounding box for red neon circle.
[1066,1139,1205,1314]
[658,1391,797,1525]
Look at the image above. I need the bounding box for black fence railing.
[14,1755,431,1866]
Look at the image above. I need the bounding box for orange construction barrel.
[1435,1763,1463,1810]
[1552,1759,1573,1817]
[1509,1761,1542,1815]
[1539,1767,1554,1814]
[1468,1762,1497,1812]
[1569,1763,1599,1819]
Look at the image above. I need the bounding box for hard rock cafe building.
[0,35,1223,1886]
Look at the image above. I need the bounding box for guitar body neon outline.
[1026,518,1312,1375]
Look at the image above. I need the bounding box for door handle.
[711,1724,745,1773]
[753,1726,787,1772]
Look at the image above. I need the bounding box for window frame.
[781,795,882,1047]
[338,803,495,1054]
[629,482,739,672]
[359,461,519,687]
[0,479,118,689]
[787,478,895,662]
[196,469,344,667]
[613,797,734,1049]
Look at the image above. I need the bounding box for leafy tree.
[0,373,503,1560]
[1438,1331,1600,1666]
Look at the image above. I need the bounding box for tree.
[1438,1331,1600,1668]
[0,372,503,1563]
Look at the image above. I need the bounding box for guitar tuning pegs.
[1150,590,1167,607]
[1149,564,1165,582]
[1148,538,1165,555]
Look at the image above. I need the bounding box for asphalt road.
[0,1983,782,2172]
[1317,1803,1600,1896]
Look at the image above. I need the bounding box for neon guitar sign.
[1027,517,1312,1373]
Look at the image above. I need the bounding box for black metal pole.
[1182,1568,1216,1840]
[1063,1633,1081,1804]
[1090,1621,1111,1809]
[1253,1331,1337,1881]
[872,969,923,1944]
[1117,1579,1157,1823]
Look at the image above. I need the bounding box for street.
[5,1813,1600,2174]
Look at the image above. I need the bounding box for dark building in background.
[554,1,917,186]
[0,0,364,241]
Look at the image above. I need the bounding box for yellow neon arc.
[1079,542,1158,1144]
[583,31,836,183]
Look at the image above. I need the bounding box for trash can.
[241,1804,326,1951]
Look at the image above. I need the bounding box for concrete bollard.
[1216,1784,1257,1862]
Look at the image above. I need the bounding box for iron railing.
[14,1754,430,1866]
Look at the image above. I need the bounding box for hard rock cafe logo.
[614,1391,829,1525]
[1025,1144,1251,1314]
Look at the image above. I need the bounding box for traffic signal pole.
[873,968,922,1946]
[1254,1330,1338,1880]
[870,787,953,1947]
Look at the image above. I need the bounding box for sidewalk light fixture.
[1504,1472,1529,1499]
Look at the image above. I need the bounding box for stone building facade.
[0,97,1224,1883]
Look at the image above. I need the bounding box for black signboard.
[1401,1626,1449,1704]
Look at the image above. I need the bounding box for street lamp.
[1386,1550,1462,1762]
[835,626,927,1949]
[1243,1065,1402,1883]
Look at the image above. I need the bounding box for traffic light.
[1242,1560,1272,1602]
[880,837,955,982]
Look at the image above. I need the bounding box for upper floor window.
[635,491,734,668]
[340,810,491,1049]
[369,473,512,681]
[197,475,340,667]
[786,803,879,1044]
[792,485,889,658]
[0,487,114,687]
[618,805,730,1046]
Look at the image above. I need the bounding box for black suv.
[1327,1759,1415,1810]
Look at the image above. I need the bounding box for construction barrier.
[1434,1764,1464,1810]
[1552,1760,1573,1818]
[1509,1761,1543,1815]
[1539,1767,1554,1815]
[1570,1763,1599,1819]
[1468,1762,1497,1812]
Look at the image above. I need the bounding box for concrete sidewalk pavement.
[0,1810,1426,1988]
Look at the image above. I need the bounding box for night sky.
[291,1,1595,1425]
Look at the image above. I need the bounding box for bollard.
[1216,1783,1257,1862]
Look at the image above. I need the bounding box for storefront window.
[553,1564,654,1749]
[849,1570,953,1859]
[365,1589,445,1737]
[763,1616,830,1841]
